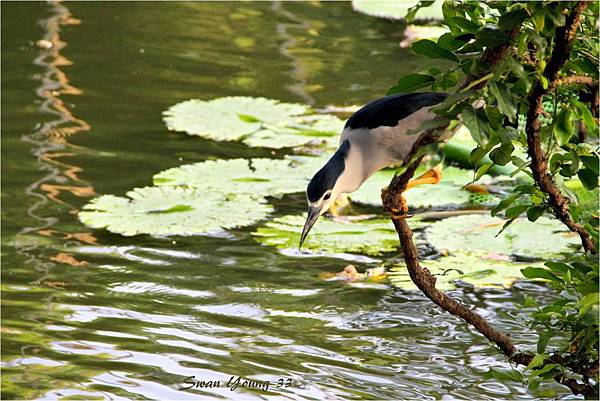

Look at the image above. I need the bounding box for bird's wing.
[339,93,448,168]
[344,92,447,131]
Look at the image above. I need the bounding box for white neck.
[333,141,373,195]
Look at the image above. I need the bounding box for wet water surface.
[2,2,572,400]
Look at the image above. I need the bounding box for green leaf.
[528,379,540,393]
[388,74,435,93]
[537,332,552,354]
[488,81,517,121]
[544,261,571,274]
[578,168,598,190]
[483,367,522,382]
[406,117,452,135]
[79,187,273,237]
[580,155,599,175]
[573,101,599,137]
[553,109,574,146]
[469,146,488,164]
[437,70,458,90]
[505,204,528,219]
[526,205,546,222]
[505,57,531,91]
[528,363,560,378]
[475,27,510,47]
[434,90,475,113]
[521,267,563,283]
[405,1,436,21]
[489,142,514,165]
[527,353,546,370]
[498,8,528,32]
[449,16,480,32]
[412,39,459,62]
[437,32,472,51]
[474,162,493,181]
[498,127,519,144]
[461,106,489,145]
[579,292,599,315]
[491,193,521,216]
[460,58,474,74]
[523,295,538,308]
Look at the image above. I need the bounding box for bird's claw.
[382,186,412,219]
[389,209,413,220]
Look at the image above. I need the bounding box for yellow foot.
[328,193,350,216]
[407,166,443,189]
[381,166,443,218]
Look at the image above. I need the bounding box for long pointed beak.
[299,206,321,250]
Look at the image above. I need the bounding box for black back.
[306,140,350,202]
[345,92,448,129]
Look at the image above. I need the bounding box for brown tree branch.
[525,1,596,254]
[390,218,518,356]
[550,75,594,89]
[381,2,597,397]
[382,21,525,368]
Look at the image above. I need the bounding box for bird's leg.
[328,194,350,216]
[382,166,443,219]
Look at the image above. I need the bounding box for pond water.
[2,2,574,400]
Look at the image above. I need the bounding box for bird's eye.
[323,193,331,201]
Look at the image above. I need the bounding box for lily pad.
[425,214,581,258]
[153,157,320,198]
[79,186,272,237]
[253,214,417,256]
[349,166,497,208]
[388,252,544,290]
[352,0,444,21]
[163,96,343,149]
[243,115,343,149]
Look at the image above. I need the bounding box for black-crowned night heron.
[300,92,449,248]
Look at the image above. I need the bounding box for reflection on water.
[2,2,572,400]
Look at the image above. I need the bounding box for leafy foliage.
[395,2,599,236]
[391,1,599,396]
